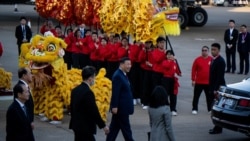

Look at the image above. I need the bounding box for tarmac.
[0,4,250,141]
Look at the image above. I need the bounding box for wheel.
[187,7,195,26]
[178,9,189,29]
[223,1,229,7]
[189,7,208,27]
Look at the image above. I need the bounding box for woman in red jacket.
[151,37,166,89]
[95,38,109,71]
[106,34,121,79]
[79,29,92,68]
[66,28,83,69]
[117,37,130,59]
[89,32,100,69]
[138,41,155,109]
[161,50,181,116]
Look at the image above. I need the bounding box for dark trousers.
[73,130,95,141]
[107,61,119,79]
[79,54,90,69]
[142,70,153,106]
[162,77,176,111]
[72,53,81,69]
[192,84,211,111]
[128,62,142,99]
[90,60,99,70]
[225,49,236,72]
[239,52,249,74]
[17,43,22,56]
[64,51,73,70]
[97,61,107,72]
[106,114,134,141]
[152,72,163,90]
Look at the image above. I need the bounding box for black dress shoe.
[245,73,248,75]
[237,72,243,74]
[231,71,235,74]
[225,70,230,73]
[209,129,222,134]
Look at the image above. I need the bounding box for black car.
[211,77,250,136]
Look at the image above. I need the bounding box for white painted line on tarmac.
[0,96,13,101]
[194,38,215,41]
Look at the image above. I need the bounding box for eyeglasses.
[202,50,208,52]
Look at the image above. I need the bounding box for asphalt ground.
[0,4,250,141]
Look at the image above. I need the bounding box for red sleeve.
[117,47,128,59]
[88,39,96,52]
[175,61,181,75]
[129,44,141,62]
[152,49,165,64]
[0,42,3,57]
[40,25,46,35]
[138,49,146,62]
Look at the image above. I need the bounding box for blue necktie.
[22,105,27,117]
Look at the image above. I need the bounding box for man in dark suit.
[15,16,32,55]
[237,24,250,75]
[6,83,35,141]
[224,19,238,73]
[106,57,134,141]
[69,66,109,141]
[17,67,34,129]
[208,43,226,134]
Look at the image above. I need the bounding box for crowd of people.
[7,16,250,141]
[35,19,182,114]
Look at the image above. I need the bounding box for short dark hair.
[166,50,174,55]
[55,25,61,29]
[81,66,96,80]
[18,68,28,79]
[13,83,25,98]
[114,34,120,39]
[92,32,98,36]
[229,19,235,24]
[149,86,169,108]
[241,24,247,28]
[20,16,27,21]
[121,37,128,42]
[202,46,209,50]
[119,57,130,64]
[211,43,221,50]
[156,36,166,43]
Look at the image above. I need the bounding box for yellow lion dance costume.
[19,34,111,123]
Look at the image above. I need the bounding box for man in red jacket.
[151,37,166,90]
[191,46,213,115]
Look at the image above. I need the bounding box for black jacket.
[69,82,105,134]
[224,28,238,51]
[15,24,32,45]
[237,32,250,53]
[6,100,34,141]
[18,80,34,122]
[209,55,226,92]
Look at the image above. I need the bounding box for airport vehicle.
[1,0,208,29]
[213,0,248,7]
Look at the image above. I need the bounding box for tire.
[189,7,208,27]
[187,7,195,26]
[178,9,189,29]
